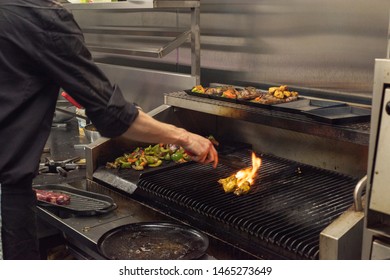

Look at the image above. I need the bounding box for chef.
[0,0,218,259]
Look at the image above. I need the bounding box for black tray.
[186,88,303,109]
[185,89,211,99]
[237,96,303,109]
[34,183,117,216]
[304,106,371,124]
[185,89,238,104]
[272,99,347,113]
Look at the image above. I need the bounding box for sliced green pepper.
[120,162,133,168]
[145,155,158,164]
[148,160,162,167]
[132,165,144,170]
[171,152,183,162]
[164,153,171,161]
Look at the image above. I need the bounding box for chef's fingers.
[191,144,218,168]
[204,145,218,168]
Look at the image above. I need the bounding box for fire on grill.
[217,152,262,195]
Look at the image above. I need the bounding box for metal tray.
[272,98,347,113]
[185,89,238,104]
[34,183,117,216]
[97,222,209,260]
[186,88,305,109]
[304,106,371,124]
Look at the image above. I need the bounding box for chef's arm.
[120,110,218,168]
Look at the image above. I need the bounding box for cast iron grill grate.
[134,150,359,260]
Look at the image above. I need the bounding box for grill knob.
[386,102,390,115]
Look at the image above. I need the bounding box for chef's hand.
[121,110,218,168]
[181,132,219,168]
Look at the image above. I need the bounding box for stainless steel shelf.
[165,91,371,145]
[64,0,200,10]
[65,0,200,83]
[87,30,191,58]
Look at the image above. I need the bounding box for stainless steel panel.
[369,88,390,215]
[320,207,364,259]
[96,63,196,112]
[362,59,390,259]
[64,0,200,10]
[69,0,390,99]
[371,239,390,259]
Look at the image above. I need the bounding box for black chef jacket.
[0,0,139,185]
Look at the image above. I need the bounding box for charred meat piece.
[251,93,285,105]
[205,87,225,96]
[236,87,264,100]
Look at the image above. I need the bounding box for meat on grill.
[34,189,71,205]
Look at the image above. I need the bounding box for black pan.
[97,222,209,260]
[34,184,117,216]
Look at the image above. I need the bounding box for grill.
[83,89,368,259]
[130,150,359,260]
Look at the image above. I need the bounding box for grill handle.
[354,175,367,212]
[95,203,118,215]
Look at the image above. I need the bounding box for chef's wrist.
[175,128,191,148]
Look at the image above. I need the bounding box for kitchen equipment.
[97,222,209,260]
[39,156,85,177]
[54,99,77,123]
[37,84,371,260]
[362,58,390,259]
[61,92,83,109]
[304,106,371,124]
[272,99,347,113]
[81,88,371,259]
[84,124,102,142]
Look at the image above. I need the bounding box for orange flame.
[235,152,262,186]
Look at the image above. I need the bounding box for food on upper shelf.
[221,87,239,99]
[191,85,206,94]
[190,84,299,105]
[250,85,299,104]
[105,143,191,171]
[236,87,264,100]
[34,188,71,205]
[268,85,299,100]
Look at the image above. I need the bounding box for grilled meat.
[205,87,225,96]
[236,87,264,100]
